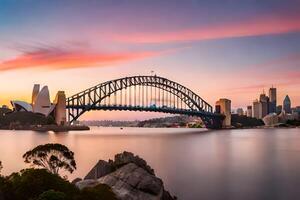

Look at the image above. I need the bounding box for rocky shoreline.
[74,151,177,200]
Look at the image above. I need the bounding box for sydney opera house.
[11,84,67,125]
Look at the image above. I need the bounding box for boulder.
[84,160,113,179]
[84,151,155,180]
[76,152,176,200]
[76,179,99,190]
[113,151,155,175]
[71,177,82,184]
[99,163,163,198]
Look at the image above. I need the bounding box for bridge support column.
[215,98,231,128]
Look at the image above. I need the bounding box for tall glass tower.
[283,95,291,114]
[269,87,277,113]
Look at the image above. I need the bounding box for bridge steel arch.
[66,76,224,129]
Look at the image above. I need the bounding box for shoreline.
[0,125,90,132]
[0,125,299,132]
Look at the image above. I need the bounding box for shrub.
[77,184,117,200]
[37,190,66,200]
[8,168,78,200]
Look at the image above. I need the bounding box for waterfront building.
[278,111,287,123]
[236,108,244,116]
[276,105,283,114]
[268,87,277,113]
[11,84,66,124]
[215,98,231,127]
[283,95,291,114]
[263,113,279,126]
[247,106,252,117]
[259,93,269,118]
[291,107,300,120]
[11,101,33,112]
[33,86,52,116]
[253,100,260,119]
[53,91,67,125]
[32,84,40,105]
[294,106,300,116]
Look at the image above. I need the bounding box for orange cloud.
[110,15,300,43]
[0,45,162,71]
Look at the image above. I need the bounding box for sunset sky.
[0,0,300,120]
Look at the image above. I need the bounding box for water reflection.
[0,128,300,200]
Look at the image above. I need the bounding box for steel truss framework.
[66,76,224,129]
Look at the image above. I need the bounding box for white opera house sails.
[11,84,66,125]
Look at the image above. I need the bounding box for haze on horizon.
[0,0,299,120]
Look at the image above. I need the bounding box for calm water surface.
[1,127,300,200]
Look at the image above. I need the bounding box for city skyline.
[0,0,300,120]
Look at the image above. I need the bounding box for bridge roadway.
[66,104,219,118]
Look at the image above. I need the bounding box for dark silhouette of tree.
[23,143,76,174]
[0,161,2,173]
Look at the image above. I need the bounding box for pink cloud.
[0,44,165,71]
[109,15,300,43]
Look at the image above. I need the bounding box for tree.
[0,161,2,173]
[23,144,76,174]
[37,190,66,200]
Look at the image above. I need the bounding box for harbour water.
[1,127,300,200]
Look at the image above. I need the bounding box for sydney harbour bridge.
[66,75,224,129]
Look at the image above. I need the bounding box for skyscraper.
[269,87,277,113]
[259,93,269,118]
[253,100,260,119]
[283,95,291,113]
[247,106,252,117]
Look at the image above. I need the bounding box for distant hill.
[81,115,203,128]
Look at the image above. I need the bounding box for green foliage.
[77,184,117,200]
[188,123,202,128]
[0,168,117,200]
[37,190,67,200]
[231,114,264,128]
[0,144,118,200]
[0,112,54,128]
[47,116,57,125]
[286,119,300,126]
[8,168,78,200]
[23,143,76,174]
[0,175,15,200]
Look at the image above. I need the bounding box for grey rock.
[84,160,113,179]
[71,177,82,184]
[97,163,163,200]
[114,151,155,175]
[137,174,163,195]
[78,152,176,200]
[76,179,99,190]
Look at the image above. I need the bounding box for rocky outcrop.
[113,151,155,175]
[84,160,114,180]
[76,152,176,200]
[84,151,155,180]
